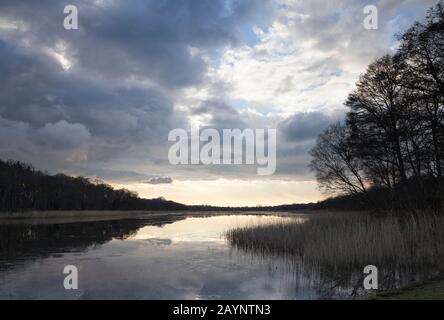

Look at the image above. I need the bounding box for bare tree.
[345,55,410,186]
[397,1,444,210]
[310,123,367,196]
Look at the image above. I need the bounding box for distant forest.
[310,2,444,213]
[0,159,187,211]
[0,158,318,212]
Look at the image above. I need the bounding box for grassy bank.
[227,212,444,270]
[374,278,444,300]
[226,212,444,296]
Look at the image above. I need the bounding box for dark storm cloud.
[0,0,266,88]
[0,40,174,156]
[0,0,266,179]
[269,110,345,176]
[279,111,343,143]
[34,120,91,150]
[193,100,248,130]
[68,166,150,182]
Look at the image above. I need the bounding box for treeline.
[187,203,317,212]
[310,1,444,213]
[0,159,187,212]
[0,158,320,213]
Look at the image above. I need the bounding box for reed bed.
[226,212,444,272]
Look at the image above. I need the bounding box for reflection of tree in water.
[230,248,442,299]
[0,215,187,270]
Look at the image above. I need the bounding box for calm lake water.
[0,213,327,300]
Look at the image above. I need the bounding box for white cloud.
[46,41,74,70]
[184,0,436,117]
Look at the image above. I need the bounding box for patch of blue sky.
[388,4,430,40]
[254,105,276,116]
[229,98,276,116]
[242,26,261,46]
[229,99,249,111]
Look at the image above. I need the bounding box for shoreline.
[0,210,306,225]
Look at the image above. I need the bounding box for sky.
[0,0,438,206]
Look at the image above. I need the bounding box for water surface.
[0,213,320,299]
